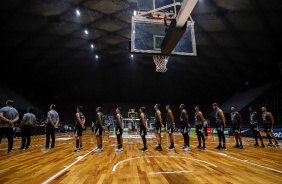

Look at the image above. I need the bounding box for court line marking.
[42,149,94,184]
[112,156,216,172]
[206,149,282,174]
[149,171,192,174]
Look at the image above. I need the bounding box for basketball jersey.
[140,112,146,129]
[166,110,172,127]
[180,109,187,123]
[96,112,103,127]
[75,112,85,125]
[215,109,223,123]
[262,112,271,124]
[155,110,161,123]
[115,113,123,127]
[195,111,202,125]
[250,111,258,124]
[231,111,240,125]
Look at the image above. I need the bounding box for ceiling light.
[85,30,88,34]
[133,10,137,16]
[95,55,98,59]
[76,10,80,16]
[131,54,133,58]
[91,44,94,48]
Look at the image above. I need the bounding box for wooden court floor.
[0,131,281,184]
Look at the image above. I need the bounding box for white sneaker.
[72,148,80,152]
[41,148,49,151]
[180,146,186,149]
[113,148,120,152]
[183,146,190,151]
[168,147,175,151]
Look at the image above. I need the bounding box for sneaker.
[183,146,190,151]
[79,147,83,150]
[195,145,201,149]
[239,145,243,149]
[156,146,162,151]
[7,150,12,153]
[275,142,279,146]
[93,148,102,153]
[18,147,25,150]
[260,145,265,148]
[215,145,222,149]
[220,147,227,151]
[155,146,160,150]
[113,148,120,152]
[72,148,80,152]
[267,143,273,146]
[24,147,29,150]
[168,147,175,151]
[200,147,206,150]
[167,146,172,150]
[41,148,49,151]
[233,145,239,148]
[180,146,186,149]
[141,147,148,152]
[49,148,54,150]
[253,143,259,147]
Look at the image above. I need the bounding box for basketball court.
[0,131,281,183]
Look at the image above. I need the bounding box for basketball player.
[154,104,163,151]
[42,104,59,151]
[230,106,243,149]
[195,105,205,149]
[93,107,105,152]
[72,106,85,152]
[166,105,175,151]
[212,103,226,150]
[0,100,19,153]
[114,107,123,152]
[261,107,279,146]
[179,104,190,151]
[19,107,36,150]
[139,107,148,152]
[249,107,265,148]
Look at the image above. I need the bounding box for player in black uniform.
[212,103,227,150]
[93,107,105,152]
[230,106,243,149]
[262,107,279,146]
[249,107,265,148]
[114,107,123,152]
[195,105,206,149]
[179,104,190,151]
[166,105,175,151]
[154,104,163,151]
[72,106,85,152]
[139,107,148,152]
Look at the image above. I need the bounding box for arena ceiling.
[1,0,281,105]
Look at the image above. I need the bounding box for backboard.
[131,0,197,56]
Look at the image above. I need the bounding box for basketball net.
[153,55,170,72]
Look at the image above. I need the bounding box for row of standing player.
[212,103,279,151]
[92,104,194,153]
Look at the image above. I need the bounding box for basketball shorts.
[140,127,147,136]
[115,126,123,135]
[155,123,161,134]
[181,123,188,133]
[74,125,82,136]
[167,127,174,134]
[216,122,224,132]
[251,124,259,132]
[232,124,241,133]
[196,124,204,135]
[263,123,273,133]
[95,126,103,135]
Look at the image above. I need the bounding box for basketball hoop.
[153,55,170,72]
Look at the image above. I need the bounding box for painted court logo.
[110,135,156,139]
[274,132,282,138]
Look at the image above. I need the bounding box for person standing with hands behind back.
[0,100,19,153]
[42,104,59,151]
[19,107,36,150]
[140,107,148,152]
[72,106,85,152]
[212,103,226,150]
